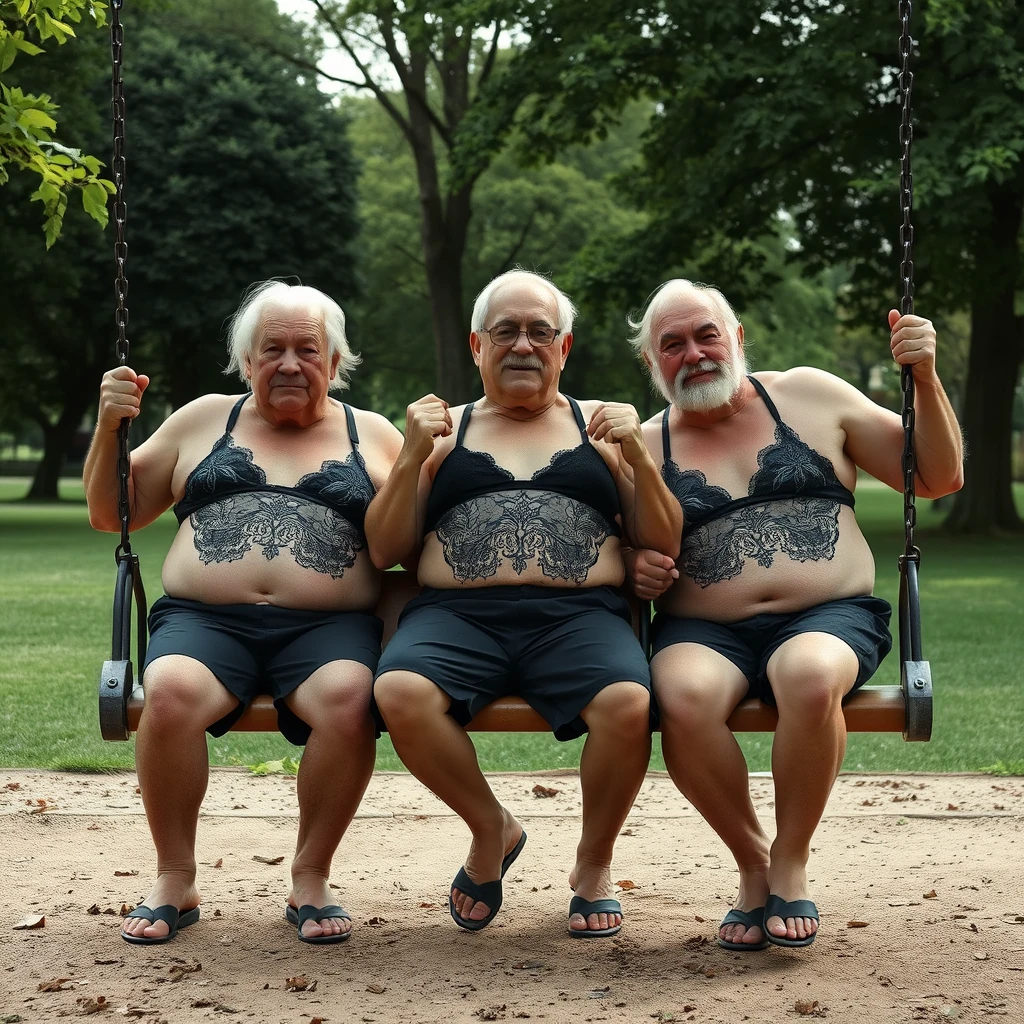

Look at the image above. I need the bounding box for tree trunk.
[27,401,88,501]
[944,191,1024,533]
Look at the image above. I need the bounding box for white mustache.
[678,359,721,382]
[270,375,308,387]
[502,356,542,370]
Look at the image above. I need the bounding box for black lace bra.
[423,396,621,536]
[662,376,855,539]
[173,395,376,530]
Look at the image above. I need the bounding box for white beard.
[669,352,746,413]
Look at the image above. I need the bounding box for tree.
[472,0,1024,533]
[0,0,113,244]
[0,0,361,497]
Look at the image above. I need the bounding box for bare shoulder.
[755,367,863,408]
[348,406,404,445]
[155,393,240,439]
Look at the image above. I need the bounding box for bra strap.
[342,403,360,446]
[661,406,672,463]
[455,402,475,446]
[566,396,588,440]
[225,394,249,433]
[747,375,783,425]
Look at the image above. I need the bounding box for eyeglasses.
[481,324,561,347]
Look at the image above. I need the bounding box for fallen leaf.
[366,983,386,994]
[285,975,313,992]
[37,979,72,992]
[119,904,135,917]
[213,858,223,869]
[947,804,959,811]
[924,890,938,899]
[87,823,101,831]
[616,880,637,890]
[366,916,387,926]
[29,799,50,814]
[168,962,201,982]
[252,855,284,865]
[4,782,20,790]
[114,870,138,877]
[13,915,45,930]
[794,999,819,1015]
[531,784,559,798]
[87,904,101,915]
[847,920,870,928]
[475,1007,507,1021]
[694,915,705,923]
[419,902,439,909]
[76,995,107,1015]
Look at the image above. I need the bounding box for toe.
[766,914,787,938]
[568,912,588,932]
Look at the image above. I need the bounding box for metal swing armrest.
[898,553,932,742]
[99,551,148,741]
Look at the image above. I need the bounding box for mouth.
[681,367,719,385]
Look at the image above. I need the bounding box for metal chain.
[897,0,919,565]
[111,0,131,558]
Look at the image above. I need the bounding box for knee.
[141,661,214,734]
[770,655,850,725]
[585,681,651,740]
[305,673,373,737]
[653,676,728,735]
[373,671,447,732]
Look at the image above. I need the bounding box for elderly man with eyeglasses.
[365,269,681,938]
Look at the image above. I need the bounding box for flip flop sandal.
[567,896,623,938]
[285,903,352,944]
[764,895,820,948]
[717,906,769,951]
[121,904,200,945]
[449,829,528,932]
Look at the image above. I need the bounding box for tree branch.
[477,20,501,90]
[491,207,537,277]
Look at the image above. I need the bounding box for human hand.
[403,394,452,463]
[626,548,679,600]
[587,402,648,466]
[97,366,150,433]
[888,310,938,382]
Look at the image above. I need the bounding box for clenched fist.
[626,548,679,601]
[403,394,452,464]
[587,402,648,466]
[889,310,938,382]
[97,366,150,433]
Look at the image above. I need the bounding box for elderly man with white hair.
[626,279,963,950]
[366,269,681,938]
[84,280,404,946]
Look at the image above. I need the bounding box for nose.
[510,331,534,353]
[279,348,303,372]
[681,339,705,364]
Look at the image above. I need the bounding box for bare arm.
[587,401,683,557]
[83,366,179,532]
[842,311,964,497]
[364,394,452,570]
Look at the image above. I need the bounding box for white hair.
[470,269,577,336]
[224,280,360,391]
[627,278,742,362]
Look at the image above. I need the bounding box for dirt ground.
[1,769,1022,1024]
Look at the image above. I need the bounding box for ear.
[559,331,573,369]
[736,323,745,352]
[469,330,483,367]
[330,349,342,380]
[243,353,253,382]
[642,349,652,369]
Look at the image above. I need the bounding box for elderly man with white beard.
[627,279,963,951]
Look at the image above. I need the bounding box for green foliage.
[248,756,301,776]
[0,0,112,244]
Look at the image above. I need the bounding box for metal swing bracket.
[99,550,146,740]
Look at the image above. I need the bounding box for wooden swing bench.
[102,568,932,741]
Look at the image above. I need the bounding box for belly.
[658,504,876,621]
[162,520,381,610]
[417,529,625,590]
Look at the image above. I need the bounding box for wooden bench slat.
[127,686,906,734]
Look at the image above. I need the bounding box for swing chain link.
[111,0,131,559]
[897,0,919,566]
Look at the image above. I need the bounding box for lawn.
[0,478,1022,773]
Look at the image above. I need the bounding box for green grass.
[1,479,1022,773]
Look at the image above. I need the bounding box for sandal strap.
[569,896,622,918]
[297,904,351,927]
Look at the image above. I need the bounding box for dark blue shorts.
[650,595,892,704]
[374,585,651,740]
[144,596,383,745]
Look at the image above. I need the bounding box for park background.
[1,0,1022,777]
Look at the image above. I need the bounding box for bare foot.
[451,810,524,924]
[121,869,200,942]
[567,858,620,935]
[719,863,770,947]
[765,859,819,943]
[287,872,351,941]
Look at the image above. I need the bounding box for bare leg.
[568,681,651,934]
[374,671,522,924]
[653,644,771,947]
[764,632,859,943]
[283,661,376,940]
[123,655,238,941]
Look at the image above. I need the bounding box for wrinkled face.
[648,296,745,413]
[470,281,572,403]
[245,306,339,418]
